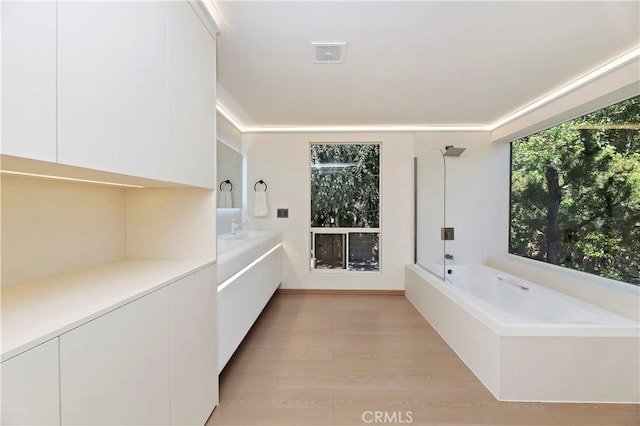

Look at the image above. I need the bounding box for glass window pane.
[313,233,345,269]
[311,144,380,228]
[510,95,640,286]
[348,233,379,271]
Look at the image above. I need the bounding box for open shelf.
[1,172,217,362]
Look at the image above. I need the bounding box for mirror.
[217,141,243,209]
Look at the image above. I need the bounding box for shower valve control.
[441,227,455,240]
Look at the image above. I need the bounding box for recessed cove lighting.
[216,45,640,133]
[0,170,145,188]
[241,125,489,133]
[216,103,245,130]
[490,46,640,130]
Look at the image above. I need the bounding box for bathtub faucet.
[444,253,454,260]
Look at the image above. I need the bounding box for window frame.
[308,141,382,273]
[507,97,640,289]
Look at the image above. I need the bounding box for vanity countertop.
[217,229,282,284]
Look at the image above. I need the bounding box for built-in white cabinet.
[2,0,219,422]
[167,1,217,189]
[168,266,218,425]
[60,288,171,425]
[0,339,60,426]
[57,1,169,182]
[0,0,57,162]
[2,0,216,188]
[56,0,216,187]
[35,264,218,426]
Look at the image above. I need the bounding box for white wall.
[413,132,509,266]
[126,188,216,260]
[1,175,126,287]
[236,57,638,299]
[242,132,413,290]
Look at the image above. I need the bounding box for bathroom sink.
[216,229,282,284]
[220,229,269,240]
[235,229,269,239]
[217,238,246,253]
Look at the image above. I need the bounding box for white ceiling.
[215,1,640,129]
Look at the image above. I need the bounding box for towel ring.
[254,180,267,191]
[220,179,233,191]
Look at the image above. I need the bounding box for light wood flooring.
[206,293,639,425]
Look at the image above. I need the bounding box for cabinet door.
[168,265,218,425]
[1,339,60,425]
[218,246,282,372]
[0,0,56,162]
[167,1,216,188]
[59,289,170,425]
[57,1,168,181]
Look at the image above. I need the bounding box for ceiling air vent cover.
[312,42,346,64]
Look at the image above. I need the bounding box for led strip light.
[0,170,145,188]
[217,243,282,291]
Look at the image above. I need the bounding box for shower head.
[443,145,466,157]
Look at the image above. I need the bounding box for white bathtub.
[406,264,640,403]
[446,265,639,331]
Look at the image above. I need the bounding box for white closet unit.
[167,0,217,189]
[57,1,169,182]
[1,1,220,424]
[2,0,217,189]
[0,1,57,162]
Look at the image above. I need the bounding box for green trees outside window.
[311,144,380,228]
[310,144,380,271]
[510,96,640,285]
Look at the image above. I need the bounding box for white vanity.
[217,229,283,372]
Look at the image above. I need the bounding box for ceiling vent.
[312,42,346,64]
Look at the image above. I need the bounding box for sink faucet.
[231,219,239,235]
[444,253,454,260]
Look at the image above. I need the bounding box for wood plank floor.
[206,294,639,425]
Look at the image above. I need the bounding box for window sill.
[503,254,639,295]
[309,269,381,274]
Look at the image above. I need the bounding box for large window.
[510,96,640,286]
[310,143,380,271]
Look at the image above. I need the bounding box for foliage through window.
[310,144,380,271]
[510,96,640,285]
